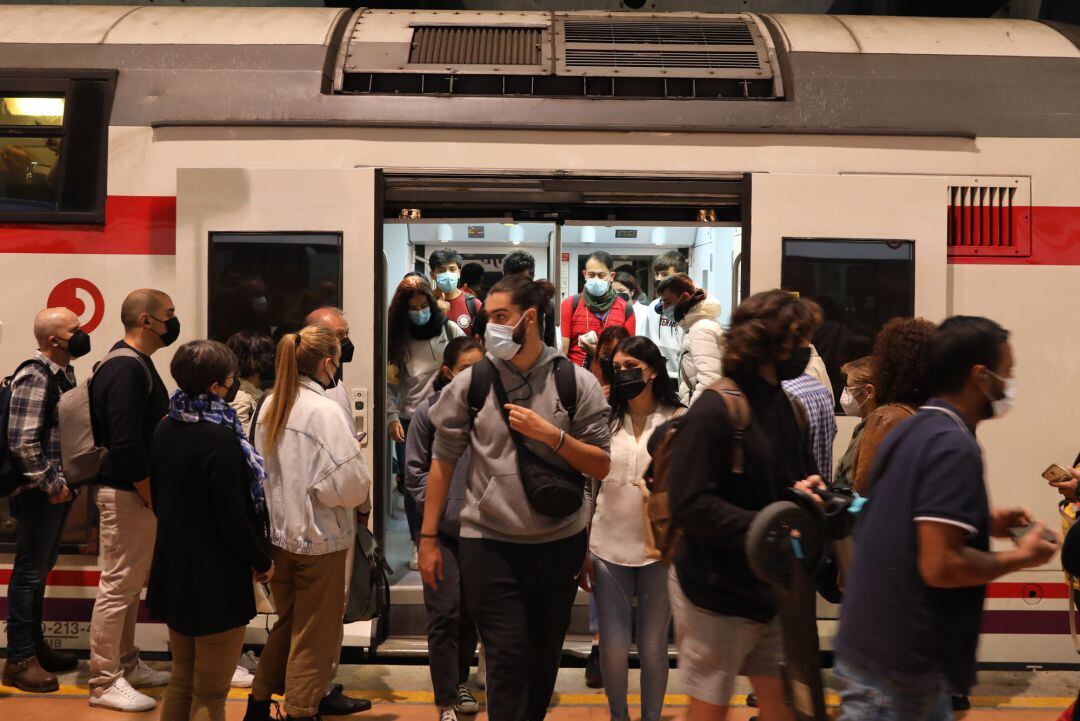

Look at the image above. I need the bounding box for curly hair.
[871,316,936,406]
[723,290,817,375]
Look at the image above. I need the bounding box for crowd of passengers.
[0,246,1072,721]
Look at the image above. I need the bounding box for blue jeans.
[592,555,671,721]
[835,658,953,721]
[6,490,72,661]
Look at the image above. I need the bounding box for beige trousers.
[161,626,246,721]
[88,487,157,692]
[252,547,348,718]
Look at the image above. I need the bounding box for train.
[0,4,1079,665]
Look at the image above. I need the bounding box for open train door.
[176,167,382,651]
[747,172,947,717]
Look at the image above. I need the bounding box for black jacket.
[668,372,816,622]
[91,341,169,490]
[147,418,272,637]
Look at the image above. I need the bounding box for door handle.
[351,387,369,448]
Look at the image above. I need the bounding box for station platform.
[1,662,1076,721]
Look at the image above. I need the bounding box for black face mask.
[151,316,181,347]
[776,346,812,382]
[64,329,92,359]
[614,367,648,400]
[340,337,355,364]
[222,378,240,404]
[616,292,631,303]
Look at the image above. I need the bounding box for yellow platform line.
[0,685,1074,710]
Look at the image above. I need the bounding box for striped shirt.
[8,352,76,496]
[782,373,837,484]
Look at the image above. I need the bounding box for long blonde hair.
[262,325,340,451]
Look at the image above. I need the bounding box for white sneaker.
[231,665,254,688]
[409,544,420,571]
[125,660,171,688]
[239,650,259,672]
[440,707,458,721]
[89,677,156,712]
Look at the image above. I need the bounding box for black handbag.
[487,359,586,519]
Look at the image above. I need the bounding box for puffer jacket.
[255,378,372,555]
[678,295,724,405]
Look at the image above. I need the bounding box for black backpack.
[467,356,583,517]
[0,359,59,497]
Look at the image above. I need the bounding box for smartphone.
[1042,463,1073,484]
[1008,522,1059,544]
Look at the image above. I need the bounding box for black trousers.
[424,533,479,708]
[459,531,587,721]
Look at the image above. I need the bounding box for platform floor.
[1,662,1076,720]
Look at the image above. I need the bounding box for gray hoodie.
[405,390,470,538]
[430,345,612,544]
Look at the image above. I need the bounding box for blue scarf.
[168,390,268,515]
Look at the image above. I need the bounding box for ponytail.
[262,326,339,451]
[488,274,556,316]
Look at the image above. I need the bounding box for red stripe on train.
[0,196,176,255]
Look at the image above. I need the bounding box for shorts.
[668,567,783,706]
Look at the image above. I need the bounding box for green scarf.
[583,284,617,315]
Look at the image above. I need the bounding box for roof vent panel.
[409,26,543,67]
[563,20,755,46]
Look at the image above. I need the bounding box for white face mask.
[839,387,863,417]
[485,318,522,361]
[986,371,1016,418]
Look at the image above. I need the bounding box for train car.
[0,5,1078,665]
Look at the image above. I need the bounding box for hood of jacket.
[680,294,723,329]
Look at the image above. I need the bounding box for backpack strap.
[785,391,809,436]
[552,357,578,421]
[572,294,581,314]
[8,357,61,423]
[707,377,751,474]
[92,348,153,397]
[464,294,481,327]
[467,358,495,420]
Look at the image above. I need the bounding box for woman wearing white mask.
[419,274,612,721]
[561,251,636,368]
[388,278,465,569]
[834,356,878,490]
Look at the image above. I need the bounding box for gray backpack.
[58,348,151,485]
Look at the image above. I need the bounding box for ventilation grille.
[556,15,769,79]
[565,48,759,69]
[409,26,542,66]
[563,20,754,46]
[947,181,1031,258]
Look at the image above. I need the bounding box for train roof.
[1,5,1078,137]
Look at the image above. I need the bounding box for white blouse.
[589,405,678,567]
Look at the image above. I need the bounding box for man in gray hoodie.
[420,274,612,721]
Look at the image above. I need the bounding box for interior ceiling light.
[4,97,64,119]
[508,225,524,245]
[580,226,597,244]
[651,227,668,246]
[437,223,453,243]
[399,208,421,220]
[698,209,717,223]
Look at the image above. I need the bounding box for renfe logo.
[48,278,105,334]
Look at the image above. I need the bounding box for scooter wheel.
[746,500,824,586]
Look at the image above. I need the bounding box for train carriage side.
[0,6,1078,665]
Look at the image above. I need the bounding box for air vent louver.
[563,20,754,46]
[565,49,760,69]
[947,179,1031,258]
[409,26,542,66]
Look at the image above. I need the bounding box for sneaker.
[584,645,603,689]
[89,677,156,712]
[232,664,255,688]
[125,660,171,688]
[455,684,479,715]
[440,707,458,721]
[409,544,420,571]
[2,656,59,693]
[239,650,260,672]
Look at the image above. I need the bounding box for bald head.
[34,307,79,347]
[305,307,349,339]
[121,289,172,331]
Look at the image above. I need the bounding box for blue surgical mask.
[436,271,459,294]
[585,278,610,298]
[408,308,431,326]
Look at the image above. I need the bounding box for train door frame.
[177,166,383,650]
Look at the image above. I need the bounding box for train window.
[781,237,915,401]
[207,232,343,344]
[0,73,116,224]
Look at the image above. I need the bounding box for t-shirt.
[637,301,684,380]
[835,399,990,694]
[446,293,479,335]
[560,295,636,367]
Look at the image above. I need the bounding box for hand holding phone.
[1042,463,1073,484]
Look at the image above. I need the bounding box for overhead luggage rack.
[335,10,782,100]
